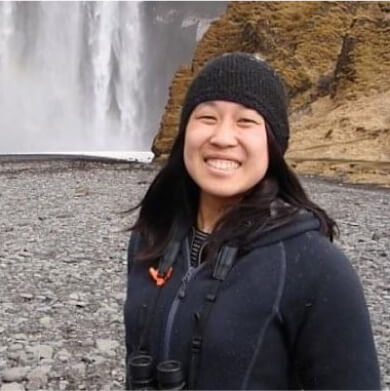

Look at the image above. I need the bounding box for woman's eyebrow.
[197,102,218,109]
[239,110,264,119]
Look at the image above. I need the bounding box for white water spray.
[0,2,144,153]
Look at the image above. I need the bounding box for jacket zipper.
[161,237,207,360]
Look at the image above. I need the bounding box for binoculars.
[128,354,186,390]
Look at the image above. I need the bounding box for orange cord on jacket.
[149,267,173,287]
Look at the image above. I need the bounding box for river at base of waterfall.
[0,151,154,163]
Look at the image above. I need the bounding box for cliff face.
[153,1,390,186]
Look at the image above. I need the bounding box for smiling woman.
[184,101,269,231]
[124,53,381,390]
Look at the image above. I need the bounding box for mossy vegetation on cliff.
[153,2,390,187]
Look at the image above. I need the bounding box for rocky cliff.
[153,1,390,186]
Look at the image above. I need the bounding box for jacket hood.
[185,208,322,254]
[178,201,323,254]
[252,209,321,249]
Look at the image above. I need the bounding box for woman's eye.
[197,115,217,122]
[238,118,258,125]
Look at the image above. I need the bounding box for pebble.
[25,366,50,390]
[114,293,125,302]
[40,359,54,366]
[1,366,30,382]
[71,363,86,377]
[96,339,119,353]
[26,365,52,380]
[59,380,68,391]
[18,352,35,367]
[80,338,94,347]
[12,335,27,342]
[39,316,52,328]
[56,349,71,363]
[8,345,23,353]
[103,349,116,358]
[69,293,80,300]
[36,305,51,312]
[82,354,106,366]
[26,378,47,391]
[7,352,20,361]
[26,345,53,361]
[0,383,25,391]
[19,293,33,300]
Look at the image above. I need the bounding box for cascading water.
[0,2,145,154]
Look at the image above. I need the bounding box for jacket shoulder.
[281,230,362,304]
[279,231,380,389]
[283,230,356,281]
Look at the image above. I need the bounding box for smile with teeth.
[205,158,241,171]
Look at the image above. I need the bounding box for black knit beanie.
[179,52,290,154]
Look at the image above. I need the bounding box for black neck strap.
[188,245,238,389]
[130,232,238,387]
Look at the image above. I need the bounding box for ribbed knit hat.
[179,52,290,154]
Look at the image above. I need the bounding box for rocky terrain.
[0,159,389,390]
[153,2,390,187]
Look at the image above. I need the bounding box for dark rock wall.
[138,2,227,146]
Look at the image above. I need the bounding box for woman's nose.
[209,120,238,147]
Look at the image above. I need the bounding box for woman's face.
[183,100,269,203]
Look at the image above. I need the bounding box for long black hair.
[130,122,338,262]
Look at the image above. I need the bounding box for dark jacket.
[124,212,381,390]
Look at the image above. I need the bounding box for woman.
[124,52,381,390]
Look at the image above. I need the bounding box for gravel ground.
[0,159,389,390]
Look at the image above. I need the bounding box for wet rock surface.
[0,159,389,389]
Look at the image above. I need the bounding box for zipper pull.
[178,285,186,299]
[178,267,196,299]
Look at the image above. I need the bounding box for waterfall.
[0,2,144,153]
